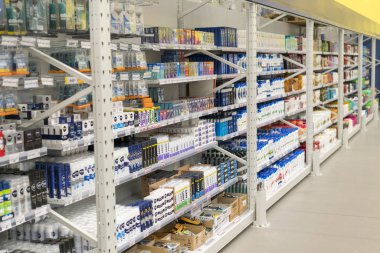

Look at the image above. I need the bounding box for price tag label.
[37,39,51,48]
[65,76,78,85]
[15,215,26,225]
[1,36,18,46]
[24,78,39,88]
[34,207,46,218]
[131,44,141,51]
[111,74,117,81]
[132,73,140,81]
[21,37,36,47]
[2,77,19,87]
[67,40,79,48]
[152,45,160,51]
[81,41,91,49]
[28,149,40,160]
[143,72,152,79]
[119,43,129,51]
[111,43,118,50]
[132,173,138,179]
[41,77,54,86]
[143,230,149,238]
[8,154,19,164]
[0,220,12,231]
[120,73,129,81]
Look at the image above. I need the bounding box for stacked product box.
[284,94,306,114]
[147,61,214,80]
[195,27,237,47]
[257,32,285,51]
[258,149,306,198]
[159,120,216,148]
[188,53,246,75]
[0,171,47,222]
[143,27,215,45]
[202,109,247,137]
[257,78,285,100]
[257,99,285,124]
[257,54,284,72]
[0,123,42,157]
[201,151,238,186]
[214,82,247,107]
[314,127,338,151]
[313,110,332,132]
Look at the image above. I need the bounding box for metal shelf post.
[247,2,260,225]
[358,35,364,127]
[306,20,314,168]
[372,38,377,115]
[338,29,344,141]
[89,1,117,253]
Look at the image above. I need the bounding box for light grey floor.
[222,120,380,253]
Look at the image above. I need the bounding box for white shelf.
[345,90,358,96]
[258,69,300,76]
[286,89,306,96]
[49,142,218,207]
[190,210,254,253]
[257,93,286,103]
[0,205,50,233]
[314,121,334,136]
[217,73,242,80]
[257,114,285,128]
[216,130,247,141]
[344,53,359,56]
[285,108,306,117]
[257,144,300,172]
[117,178,239,252]
[258,48,306,54]
[217,103,246,111]
[320,140,341,163]
[0,147,47,167]
[344,109,357,118]
[366,113,374,125]
[114,108,218,138]
[315,51,339,55]
[146,75,217,85]
[322,97,338,105]
[266,165,311,210]
[348,124,361,139]
[344,77,358,82]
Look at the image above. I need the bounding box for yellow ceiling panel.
[252,0,380,38]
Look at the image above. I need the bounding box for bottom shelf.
[190,210,254,253]
[366,113,374,125]
[348,124,361,139]
[265,165,311,210]
[320,140,341,164]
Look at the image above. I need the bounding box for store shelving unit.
[0,1,379,253]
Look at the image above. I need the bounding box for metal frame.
[247,2,260,226]
[372,38,377,115]
[306,20,314,169]
[358,35,364,127]
[338,29,345,141]
[89,1,117,253]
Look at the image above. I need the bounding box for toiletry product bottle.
[0,0,6,34]
[26,0,48,34]
[49,0,59,32]
[74,0,87,32]
[5,0,27,35]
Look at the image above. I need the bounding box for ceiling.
[251,0,380,38]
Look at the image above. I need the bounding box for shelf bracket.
[49,209,98,245]
[316,105,337,115]
[178,0,212,19]
[280,119,301,129]
[19,86,93,129]
[284,69,305,81]
[345,65,358,71]
[213,146,247,166]
[213,74,246,93]
[322,67,338,75]
[345,35,358,44]
[28,47,92,85]
[198,50,247,73]
[283,56,305,69]
[363,37,371,43]
[259,13,287,30]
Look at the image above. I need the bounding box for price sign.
[111,43,118,50]
[24,78,39,88]
[21,37,36,47]
[2,78,19,87]
[67,40,79,48]
[152,45,160,51]
[37,39,51,48]
[41,77,54,86]
[1,36,18,46]
[131,44,141,51]
[81,41,91,49]
[119,43,129,51]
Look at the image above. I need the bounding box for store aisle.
[222,120,380,253]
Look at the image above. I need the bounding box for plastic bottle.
[10,179,20,217]
[2,180,12,217]
[0,182,4,218]
[0,130,4,157]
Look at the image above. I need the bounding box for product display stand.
[0,1,379,253]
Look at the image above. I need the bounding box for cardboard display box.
[212,196,239,221]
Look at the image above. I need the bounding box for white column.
[89,1,117,253]
[338,29,344,142]
[306,20,314,167]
